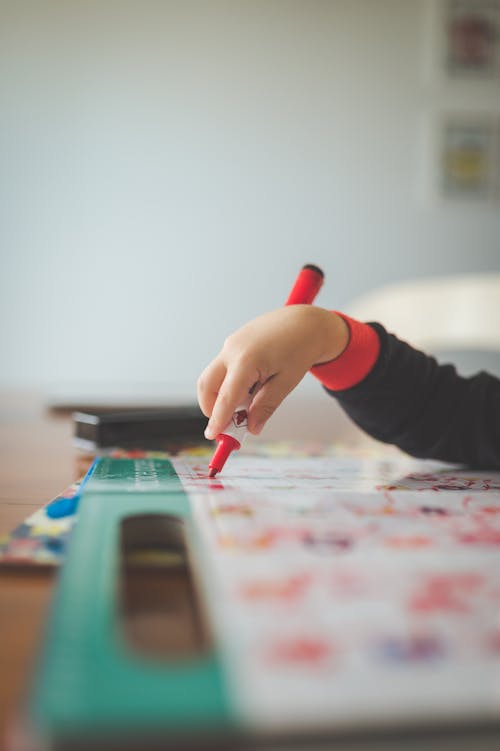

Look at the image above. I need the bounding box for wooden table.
[0,393,76,751]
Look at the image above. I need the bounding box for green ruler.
[29,458,234,749]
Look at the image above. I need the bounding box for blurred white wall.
[0,0,499,436]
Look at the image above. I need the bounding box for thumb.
[247,368,306,435]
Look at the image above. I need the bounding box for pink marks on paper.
[217,525,367,553]
[456,516,500,547]
[379,472,500,493]
[267,636,333,666]
[239,573,312,603]
[383,535,433,550]
[410,573,483,614]
[462,495,500,514]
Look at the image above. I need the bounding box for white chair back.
[345,273,500,353]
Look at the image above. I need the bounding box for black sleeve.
[327,323,500,469]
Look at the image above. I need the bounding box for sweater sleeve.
[311,317,500,469]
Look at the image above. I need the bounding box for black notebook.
[73,406,208,450]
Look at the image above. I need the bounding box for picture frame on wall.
[420,2,500,204]
[438,114,499,199]
[444,0,500,78]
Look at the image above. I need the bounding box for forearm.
[313,317,500,469]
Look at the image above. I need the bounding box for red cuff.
[310,312,380,391]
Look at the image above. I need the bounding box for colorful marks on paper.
[178,453,500,726]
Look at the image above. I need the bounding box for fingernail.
[205,424,215,440]
[253,421,265,435]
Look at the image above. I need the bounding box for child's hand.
[198,306,349,440]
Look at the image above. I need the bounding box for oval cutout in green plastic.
[119,514,210,661]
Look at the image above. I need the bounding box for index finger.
[205,364,260,440]
[197,358,227,418]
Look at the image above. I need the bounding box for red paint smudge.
[410,573,483,614]
[268,636,332,665]
[458,522,500,546]
[384,535,433,549]
[240,574,311,602]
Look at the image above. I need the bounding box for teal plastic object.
[30,458,233,747]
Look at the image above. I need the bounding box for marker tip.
[208,467,218,478]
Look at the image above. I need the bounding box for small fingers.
[197,359,227,418]
[204,364,261,440]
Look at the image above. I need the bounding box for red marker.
[208,264,324,477]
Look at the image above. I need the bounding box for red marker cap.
[208,434,241,478]
[285,264,324,306]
